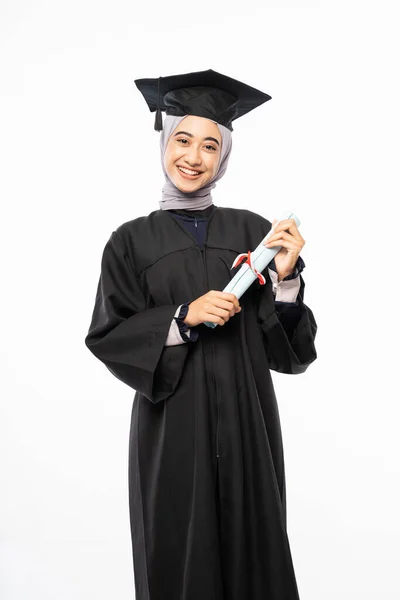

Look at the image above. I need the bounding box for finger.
[207,297,234,309]
[205,299,236,317]
[272,219,298,235]
[264,231,306,247]
[215,300,242,315]
[202,312,226,326]
[213,291,241,309]
[204,304,230,321]
[273,219,303,241]
[264,238,300,253]
[264,231,302,246]
[266,222,293,242]
[275,218,296,227]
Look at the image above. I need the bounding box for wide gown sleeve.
[84,230,191,403]
[256,271,318,375]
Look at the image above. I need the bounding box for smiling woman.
[84,68,318,600]
[164,116,222,190]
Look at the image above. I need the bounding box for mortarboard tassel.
[154,76,163,131]
[154,108,163,131]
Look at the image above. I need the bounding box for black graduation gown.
[84,205,318,600]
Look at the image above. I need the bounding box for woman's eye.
[177,139,216,151]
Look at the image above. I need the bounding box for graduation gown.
[85,204,318,600]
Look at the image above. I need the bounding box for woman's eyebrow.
[173,131,220,146]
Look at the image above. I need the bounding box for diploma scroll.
[204,210,301,328]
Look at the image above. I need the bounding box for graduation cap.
[134,68,271,132]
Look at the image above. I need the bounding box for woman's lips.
[176,165,202,180]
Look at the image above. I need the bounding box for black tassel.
[154,76,163,131]
[154,108,163,131]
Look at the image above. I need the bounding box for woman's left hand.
[264,218,305,282]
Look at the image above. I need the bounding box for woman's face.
[164,115,222,193]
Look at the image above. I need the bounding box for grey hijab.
[159,114,233,211]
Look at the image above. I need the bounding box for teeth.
[178,166,201,176]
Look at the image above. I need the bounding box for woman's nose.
[185,146,202,165]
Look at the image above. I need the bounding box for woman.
[85,69,318,600]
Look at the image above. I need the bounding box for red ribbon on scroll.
[231,250,266,286]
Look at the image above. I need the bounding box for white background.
[1,0,399,598]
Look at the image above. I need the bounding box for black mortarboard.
[134,68,271,132]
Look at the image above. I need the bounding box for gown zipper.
[167,210,221,460]
[201,244,220,460]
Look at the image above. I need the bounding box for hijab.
[159,114,233,211]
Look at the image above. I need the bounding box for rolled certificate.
[204,210,301,328]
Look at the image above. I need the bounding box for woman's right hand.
[183,290,241,327]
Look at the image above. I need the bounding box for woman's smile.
[176,165,203,179]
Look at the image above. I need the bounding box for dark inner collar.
[166,204,216,219]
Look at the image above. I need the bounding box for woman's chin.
[173,178,204,193]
